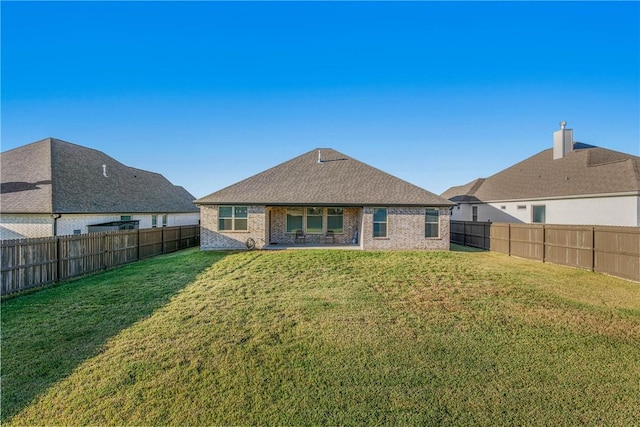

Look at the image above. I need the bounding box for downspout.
[52,214,61,236]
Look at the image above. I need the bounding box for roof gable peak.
[197,147,452,207]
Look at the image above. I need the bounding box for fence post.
[103,233,108,270]
[542,224,546,263]
[463,222,467,247]
[56,236,62,282]
[483,222,487,250]
[508,223,511,256]
[591,226,595,272]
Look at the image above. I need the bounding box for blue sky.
[2,1,639,198]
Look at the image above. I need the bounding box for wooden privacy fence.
[490,223,639,282]
[450,221,491,250]
[1,225,200,296]
[452,221,640,282]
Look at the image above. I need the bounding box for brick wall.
[361,207,450,250]
[199,205,450,250]
[200,205,266,250]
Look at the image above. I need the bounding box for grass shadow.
[449,243,487,252]
[1,248,227,422]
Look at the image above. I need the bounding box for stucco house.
[441,122,640,226]
[195,148,454,250]
[0,138,200,239]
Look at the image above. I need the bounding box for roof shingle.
[196,148,453,207]
[1,138,199,214]
[441,145,640,202]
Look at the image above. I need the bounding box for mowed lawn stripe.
[3,249,640,425]
[1,248,227,421]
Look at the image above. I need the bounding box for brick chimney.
[553,121,574,159]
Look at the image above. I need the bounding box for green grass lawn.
[2,247,639,425]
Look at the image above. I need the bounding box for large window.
[425,208,440,238]
[286,208,303,233]
[306,207,323,233]
[287,208,344,234]
[373,208,387,238]
[532,205,546,223]
[287,207,344,234]
[327,208,344,233]
[219,206,248,231]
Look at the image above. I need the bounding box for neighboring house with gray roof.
[195,148,454,250]
[1,138,200,239]
[442,122,640,226]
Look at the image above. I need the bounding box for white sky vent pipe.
[102,164,108,177]
[317,150,323,163]
[553,121,574,160]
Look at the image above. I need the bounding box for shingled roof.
[441,145,640,202]
[1,138,199,214]
[196,148,453,207]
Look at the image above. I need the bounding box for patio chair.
[324,230,335,244]
[295,229,306,244]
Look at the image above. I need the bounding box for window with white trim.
[425,208,440,238]
[162,214,168,227]
[373,208,387,238]
[532,205,546,223]
[219,206,248,231]
[151,215,158,228]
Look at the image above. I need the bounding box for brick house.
[195,148,454,250]
[0,138,200,239]
[441,122,640,226]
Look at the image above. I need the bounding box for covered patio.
[263,242,362,250]
[266,206,362,247]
